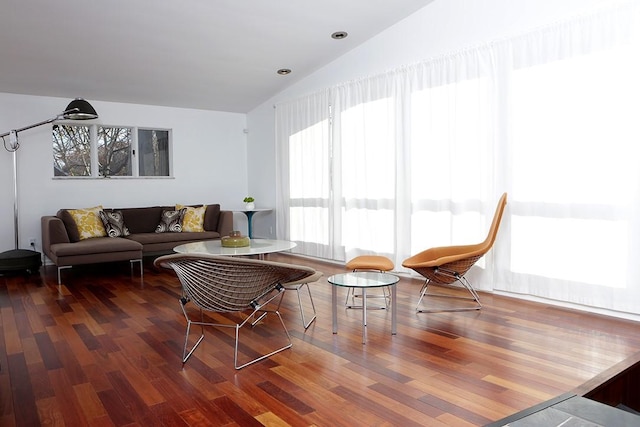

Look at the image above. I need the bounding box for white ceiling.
[1,0,433,113]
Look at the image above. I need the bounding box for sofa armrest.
[41,216,70,258]
[218,210,233,237]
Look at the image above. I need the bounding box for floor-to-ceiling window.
[275,2,640,316]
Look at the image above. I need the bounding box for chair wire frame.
[154,254,319,369]
[414,256,483,313]
[282,275,322,329]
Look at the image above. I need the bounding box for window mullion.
[90,125,99,177]
[131,127,139,177]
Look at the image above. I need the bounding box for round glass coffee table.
[327,271,399,344]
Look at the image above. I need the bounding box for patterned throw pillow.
[68,206,107,240]
[176,204,206,232]
[156,208,186,233]
[98,210,130,237]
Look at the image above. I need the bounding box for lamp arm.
[0,115,62,139]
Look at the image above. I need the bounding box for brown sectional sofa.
[41,204,233,283]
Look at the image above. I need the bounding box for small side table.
[345,255,394,309]
[328,272,399,344]
[236,208,272,238]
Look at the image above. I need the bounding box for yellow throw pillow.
[176,204,206,232]
[68,205,107,240]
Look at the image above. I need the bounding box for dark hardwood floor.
[1,253,639,426]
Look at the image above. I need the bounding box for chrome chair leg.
[285,282,317,329]
[234,309,292,369]
[180,297,205,364]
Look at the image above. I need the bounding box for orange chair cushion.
[346,255,394,271]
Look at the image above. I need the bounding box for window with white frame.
[98,126,132,176]
[138,129,170,177]
[52,124,91,176]
[52,125,171,177]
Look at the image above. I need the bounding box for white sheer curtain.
[405,49,498,290]
[275,1,640,316]
[496,2,640,314]
[333,76,399,262]
[275,90,332,258]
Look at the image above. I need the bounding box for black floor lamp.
[0,98,98,274]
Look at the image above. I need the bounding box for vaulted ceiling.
[1,0,433,113]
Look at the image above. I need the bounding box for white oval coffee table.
[173,238,296,258]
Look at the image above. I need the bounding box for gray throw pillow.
[156,208,186,233]
[99,210,130,237]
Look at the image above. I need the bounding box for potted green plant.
[243,196,255,210]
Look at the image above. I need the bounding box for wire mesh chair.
[402,193,507,313]
[154,253,319,369]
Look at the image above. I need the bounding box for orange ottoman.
[345,255,394,309]
[346,255,394,272]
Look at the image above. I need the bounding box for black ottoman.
[0,249,42,275]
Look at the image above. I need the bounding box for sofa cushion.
[126,231,221,246]
[119,207,164,233]
[99,210,130,237]
[50,236,142,257]
[203,204,221,231]
[57,209,81,242]
[177,204,206,232]
[155,208,186,233]
[68,206,107,240]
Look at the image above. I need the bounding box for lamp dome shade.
[63,98,98,120]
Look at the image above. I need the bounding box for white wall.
[0,93,248,253]
[246,0,612,236]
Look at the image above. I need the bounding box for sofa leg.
[57,265,72,285]
[130,259,143,280]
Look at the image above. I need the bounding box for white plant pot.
[245,202,255,210]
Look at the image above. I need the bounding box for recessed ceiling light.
[331,31,348,40]
[277,68,292,75]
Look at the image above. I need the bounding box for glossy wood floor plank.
[1,254,639,426]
